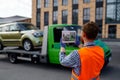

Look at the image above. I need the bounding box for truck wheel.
[31,56,39,64]
[0,42,3,50]
[8,54,18,64]
[103,58,109,68]
[23,39,33,51]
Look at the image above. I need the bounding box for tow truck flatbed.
[0,47,41,55]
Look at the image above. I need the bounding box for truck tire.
[31,56,39,64]
[23,39,33,51]
[8,54,18,64]
[103,58,109,68]
[0,42,3,50]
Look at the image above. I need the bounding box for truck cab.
[47,24,81,64]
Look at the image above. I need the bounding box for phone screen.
[62,31,76,43]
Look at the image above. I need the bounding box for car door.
[0,25,10,46]
[9,24,22,46]
[48,26,63,64]
[6,24,22,46]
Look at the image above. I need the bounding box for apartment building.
[32,0,120,38]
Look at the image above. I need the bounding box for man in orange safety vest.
[59,21,104,80]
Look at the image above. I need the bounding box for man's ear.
[82,31,86,38]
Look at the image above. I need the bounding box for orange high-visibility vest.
[71,46,104,80]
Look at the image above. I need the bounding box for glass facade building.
[106,0,120,23]
[32,0,120,38]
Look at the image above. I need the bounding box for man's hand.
[60,47,66,52]
[75,35,84,48]
[60,38,66,52]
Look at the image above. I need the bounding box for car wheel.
[23,39,33,51]
[0,42,3,50]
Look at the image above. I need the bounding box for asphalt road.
[0,42,120,80]
[101,42,120,80]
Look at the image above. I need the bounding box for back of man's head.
[82,21,99,40]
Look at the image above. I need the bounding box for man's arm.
[59,47,80,68]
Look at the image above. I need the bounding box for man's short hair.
[82,21,99,40]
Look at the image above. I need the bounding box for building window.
[84,0,90,3]
[62,0,68,6]
[83,8,90,23]
[96,0,103,2]
[44,12,49,26]
[108,25,116,39]
[107,0,117,3]
[36,12,40,28]
[37,0,41,8]
[44,0,49,7]
[53,11,58,24]
[96,7,103,20]
[97,25,102,38]
[72,9,78,24]
[53,0,58,7]
[37,13,40,22]
[106,0,120,23]
[73,0,78,4]
[62,10,68,24]
[96,0,103,8]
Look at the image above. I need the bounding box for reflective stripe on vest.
[71,46,104,80]
[71,71,78,80]
[71,74,78,80]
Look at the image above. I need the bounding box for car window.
[18,23,38,31]
[2,26,9,32]
[9,24,18,31]
[0,27,2,32]
[54,27,63,42]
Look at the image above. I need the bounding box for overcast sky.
[0,0,32,18]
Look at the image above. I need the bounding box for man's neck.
[83,39,95,47]
[84,39,94,44]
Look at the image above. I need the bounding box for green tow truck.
[0,24,111,66]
